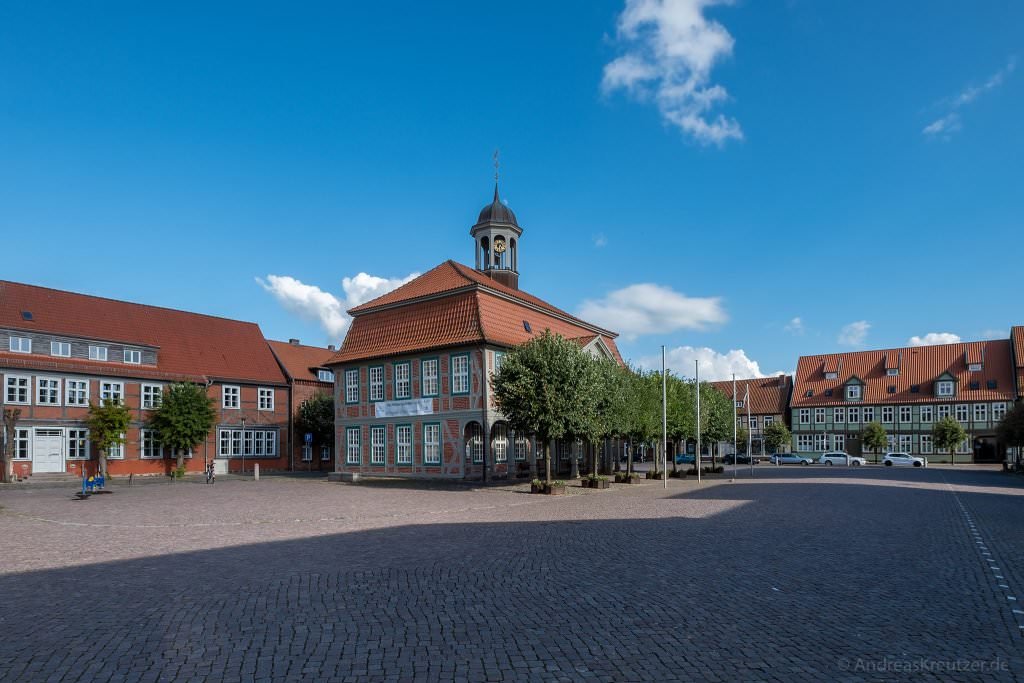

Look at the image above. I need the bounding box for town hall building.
[325,186,622,480]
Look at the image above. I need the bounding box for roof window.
[21,311,33,321]
[887,386,896,393]
[969,381,980,390]
[910,385,920,393]
[987,380,997,390]
[523,321,532,333]
[804,389,813,398]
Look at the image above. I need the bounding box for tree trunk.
[627,438,634,476]
[177,448,186,471]
[613,438,620,473]
[544,441,552,486]
[2,453,12,483]
[99,449,108,478]
[671,440,678,473]
[570,443,579,479]
[529,438,538,480]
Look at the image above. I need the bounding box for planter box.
[591,479,610,490]
[547,485,566,495]
[530,483,545,494]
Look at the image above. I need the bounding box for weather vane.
[493,148,499,183]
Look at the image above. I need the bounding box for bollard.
[254,463,259,481]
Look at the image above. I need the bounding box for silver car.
[769,454,813,466]
[817,451,867,466]
[883,452,927,467]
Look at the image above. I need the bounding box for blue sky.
[1,1,1021,379]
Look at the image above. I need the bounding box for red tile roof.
[791,339,1016,407]
[1013,326,1024,392]
[268,340,337,384]
[0,280,286,384]
[710,375,792,416]
[330,265,621,364]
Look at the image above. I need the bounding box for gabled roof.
[329,268,622,365]
[1011,326,1024,392]
[268,340,337,384]
[791,339,1016,407]
[710,375,792,415]
[0,280,286,384]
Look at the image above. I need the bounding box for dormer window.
[735,400,744,408]
[846,385,862,400]
[886,368,899,377]
[9,336,31,353]
[50,341,71,357]
[936,380,955,397]
[89,345,108,361]
[968,363,982,372]
[317,369,335,383]
[825,372,837,380]
[124,349,142,364]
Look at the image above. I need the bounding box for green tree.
[763,421,791,454]
[148,383,217,472]
[2,408,22,483]
[295,392,335,466]
[491,330,596,486]
[933,416,968,464]
[622,368,660,475]
[735,425,750,455]
[997,403,1024,470]
[700,384,733,465]
[666,375,695,472]
[85,399,132,477]
[862,421,888,462]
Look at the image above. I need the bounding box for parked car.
[817,451,867,466]
[883,452,926,467]
[721,453,758,465]
[769,454,813,466]
[675,454,696,465]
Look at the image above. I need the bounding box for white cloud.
[908,332,961,347]
[594,233,608,248]
[837,320,870,347]
[257,271,419,343]
[923,57,1016,139]
[637,345,774,381]
[784,317,804,335]
[602,0,742,146]
[577,283,726,341]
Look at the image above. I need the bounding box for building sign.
[374,398,434,418]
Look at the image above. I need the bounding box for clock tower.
[471,184,522,290]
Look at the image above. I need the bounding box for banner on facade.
[374,398,434,418]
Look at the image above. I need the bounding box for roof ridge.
[0,280,263,328]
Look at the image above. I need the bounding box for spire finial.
[493,148,500,184]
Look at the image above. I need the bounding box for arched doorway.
[464,422,483,466]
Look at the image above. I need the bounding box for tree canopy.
[933,416,967,459]
[763,421,791,454]
[997,403,1024,467]
[862,422,888,456]
[148,383,217,470]
[86,398,132,476]
[296,392,335,450]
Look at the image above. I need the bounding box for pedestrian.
[206,460,215,485]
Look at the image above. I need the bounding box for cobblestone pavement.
[1,466,1023,682]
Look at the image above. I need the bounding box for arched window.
[464,422,483,463]
[491,423,508,463]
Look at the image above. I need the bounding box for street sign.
[304,433,313,444]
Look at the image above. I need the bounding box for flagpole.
[747,389,753,477]
[662,346,667,490]
[695,360,701,484]
[732,374,737,481]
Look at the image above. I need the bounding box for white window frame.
[764,415,774,427]
[955,404,968,423]
[106,434,126,459]
[123,349,142,364]
[514,434,528,461]
[258,387,274,411]
[881,406,894,423]
[67,429,90,460]
[825,372,837,380]
[13,428,31,459]
[222,385,240,409]
[88,345,108,361]
[35,376,61,405]
[796,434,813,452]
[886,368,899,377]
[956,438,971,455]
[492,424,508,463]
[396,424,412,464]
[100,381,124,404]
[973,403,987,423]
[66,379,89,406]
[846,385,861,400]
[451,354,470,395]
[920,405,933,423]
[9,336,31,353]
[833,434,845,452]
[423,423,441,465]
[140,429,164,459]
[920,434,933,454]
[968,363,982,372]
[346,427,361,464]
[421,359,439,397]
[345,369,360,404]
[5,374,31,404]
[899,435,913,452]
[50,341,71,357]
[370,426,386,465]
[814,408,825,424]
[394,362,411,400]
[748,416,758,430]
[301,444,313,462]
[862,407,875,422]
[833,408,844,424]
[141,384,163,410]
[813,434,827,451]
[899,406,912,424]
[936,381,955,397]
[993,402,1007,421]
[317,369,335,383]
[937,404,952,420]
[798,408,810,425]
[320,445,331,461]
[369,366,385,402]
[848,407,860,424]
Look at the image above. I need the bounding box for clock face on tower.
[493,238,507,253]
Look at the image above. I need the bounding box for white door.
[33,429,65,473]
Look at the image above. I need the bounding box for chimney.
[288,338,300,345]
[327,344,336,352]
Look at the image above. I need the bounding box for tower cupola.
[470,184,522,289]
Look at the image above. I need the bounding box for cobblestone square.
[1,467,1023,682]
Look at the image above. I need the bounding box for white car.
[769,454,813,466]
[883,452,927,468]
[817,451,867,466]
